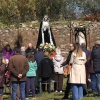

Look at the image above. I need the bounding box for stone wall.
[0,21,100,55]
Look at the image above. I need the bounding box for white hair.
[56,48,61,55]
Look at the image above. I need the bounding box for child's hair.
[27,53,35,62]
[55,48,61,55]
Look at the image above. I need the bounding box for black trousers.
[41,77,51,92]
[63,75,71,98]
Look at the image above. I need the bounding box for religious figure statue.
[75,28,87,47]
[77,32,86,45]
[36,15,56,48]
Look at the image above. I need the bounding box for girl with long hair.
[69,43,86,100]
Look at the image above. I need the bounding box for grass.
[3,78,99,100]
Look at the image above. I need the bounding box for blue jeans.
[72,84,83,100]
[95,73,100,95]
[90,73,97,92]
[12,81,26,100]
[0,87,3,95]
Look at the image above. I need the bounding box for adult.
[21,46,26,57]
[81,43,90,96]
[2,44,14,62]
[0,53,6,99]
[34,47,44,89]
[87,52,97,93]
[34,47,44,68]
[52,48,64,92]
[62,44,75,99]
[91,40,100,96]
[8,47,29,100]
[69,43,86,100]
[36,15,56,48]
[2,45,13,79]
[25,43,36,57]
[38,52,54,93]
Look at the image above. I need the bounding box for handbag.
[64,65,72,75]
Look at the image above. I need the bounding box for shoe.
[55,90,58,92]
[32,97,36,99]
[95,94,100,97]
[62,97,68,99]
[26,98,29,99]
[60,91,62,93]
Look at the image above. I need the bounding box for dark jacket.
[38,57,54,78]
[62,51,72,66]
[8,54,29,81]
[82,48,90,59]
[25,48,36,56]
[0,61,6,87]
[34,50,44,67]
[91,46,100,72]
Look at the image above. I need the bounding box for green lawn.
[3,78,100,100]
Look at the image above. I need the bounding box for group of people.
[0,40,100,100]
[0,43,65,100]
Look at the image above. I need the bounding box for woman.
[2,44,14,61]
[69,43,86,100]
[0,53,6,99]
[36,15,56,48]
[26,53,37,99]
[52,48,64,92]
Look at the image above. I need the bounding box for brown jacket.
[8,54,29,81]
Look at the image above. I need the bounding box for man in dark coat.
[8,47,29,100]
[34,48,44,89]
[25,43,36,57]
[34,48,44,68]
[62,44,74,99]
[81,43,90,96]
[91,40,100,96]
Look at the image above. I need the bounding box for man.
[8,47,29,100]
[81,43,90,96]
[92,40,100,97]
[34,47,44,91]
[62,43,75,99]
[25,43,36,56]
[34,47,44,68]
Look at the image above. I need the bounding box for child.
[38,52,54,93]
[26,53,37,99]
[52,48,64,92]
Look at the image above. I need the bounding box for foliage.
[0,0,100,25]
[39,43,56,53]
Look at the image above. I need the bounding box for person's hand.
[60,65,63,67]
[18,74,22,78]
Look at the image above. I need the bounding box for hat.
[95,40,100,45]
